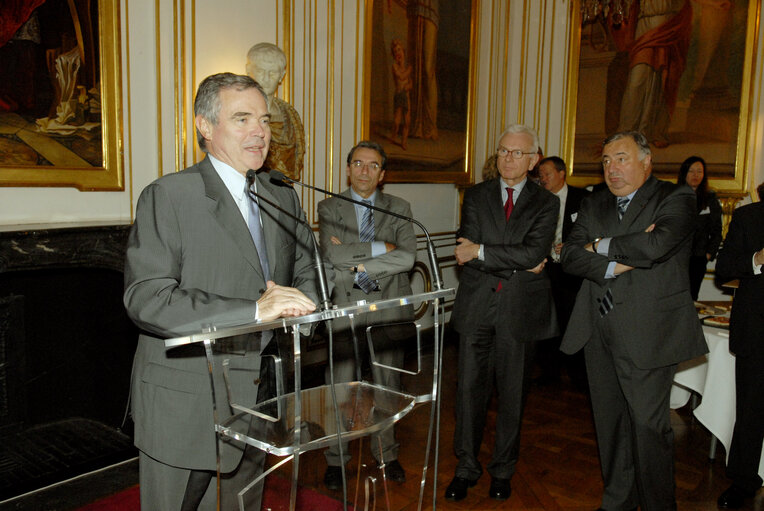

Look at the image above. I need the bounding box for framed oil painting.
[0,0,123,191]
[362,0,477,185]
[564,0,759,194]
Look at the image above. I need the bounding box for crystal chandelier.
[580,0,635,25]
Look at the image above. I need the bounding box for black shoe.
[323,466,343,491]
[380,459,405,483]
[489,477,511,500]
[718,484,755,509]
[444,476,477,501]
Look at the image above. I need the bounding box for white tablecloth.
[671,325,764,481]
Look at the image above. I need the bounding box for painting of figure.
[570,0,754,180]
[365,0,474,184]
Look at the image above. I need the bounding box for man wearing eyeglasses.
[447,124,559,502]
[317,140,416,490]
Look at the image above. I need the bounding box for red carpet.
[76,476,350,510]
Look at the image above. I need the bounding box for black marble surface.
[0,224,131,274]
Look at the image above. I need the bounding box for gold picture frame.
[563,0,760,195]
[362,0,478,185]
[0,0,123,191]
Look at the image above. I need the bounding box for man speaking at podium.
[124,72,318,510]
[317,140,416,489]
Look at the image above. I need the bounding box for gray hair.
[498,124,540,153]
[346,140,387,169]
[603,131,651,161]
[193,72,265,152]
[246,42,287,75]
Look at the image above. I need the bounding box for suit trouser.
[324,324,403,466]
[138,344,274,510]
[585,317,677,511]
[726,352,764,492]
[453,297,536,481]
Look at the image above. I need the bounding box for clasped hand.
[257,281,316,322]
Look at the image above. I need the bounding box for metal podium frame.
[164,288,454,511]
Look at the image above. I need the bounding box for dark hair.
[757,181,764,201]
[194,73,266,152]
[346,140,387,169]
[678,155,710,211]
[538,156,566,173]
[603,131,651,160]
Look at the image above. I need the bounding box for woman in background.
[678,155,723,300]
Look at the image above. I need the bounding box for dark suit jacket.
[715,201,764,358]
[562,185,590,242]
[123,156,318,472]
[451,178,559,342]
[690,190,723,259]
[560,176,707,369]
[317,189,415,329]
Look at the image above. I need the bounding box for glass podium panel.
[218,381,419,456]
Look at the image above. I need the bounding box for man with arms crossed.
[124,73,318,510]
[561,131,707,511]
[317,140,415,489]
[447,124,559,502]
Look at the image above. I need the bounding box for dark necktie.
[356,200,377,294]
[617,196,630,221]
[504,188,514,221]
[599,288,614,317]
[247,185,271,281]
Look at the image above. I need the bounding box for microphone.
[268,169,444,290]
[245,169,332,312]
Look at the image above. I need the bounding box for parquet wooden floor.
[278,332,763,511]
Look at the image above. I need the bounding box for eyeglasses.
[497,148,536,160]
[350,160,381,171]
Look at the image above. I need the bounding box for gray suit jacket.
[317,189,415,330]
[124,156,318,472]
[560,176,707,368]
[450,178,560,342]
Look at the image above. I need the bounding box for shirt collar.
[350,188,377,204]
[502,177,527,196]
[209,154,249,201]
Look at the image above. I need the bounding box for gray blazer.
[317,189,415,329]
[560,176,707,368]
[450,178,560,342]
[124,156,318,472]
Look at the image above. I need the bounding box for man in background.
[536,156,589,388]
[714,182,764,509]
[124,73,318,510]
[317,140,415,489]
[561,130,707,510]
[447,124,559,502]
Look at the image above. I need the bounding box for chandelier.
[580,0,635,25]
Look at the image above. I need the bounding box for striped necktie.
[617,196,630,221]
[356,200,377,293]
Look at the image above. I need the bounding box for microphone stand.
[245,170,332,312]
[244,171,353,511]
[268,170,444,291]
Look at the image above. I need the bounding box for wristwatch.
[593,237,602,252]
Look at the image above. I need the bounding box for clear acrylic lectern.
[164,288,454,511]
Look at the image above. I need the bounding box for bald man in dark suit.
[561,131,707,511]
